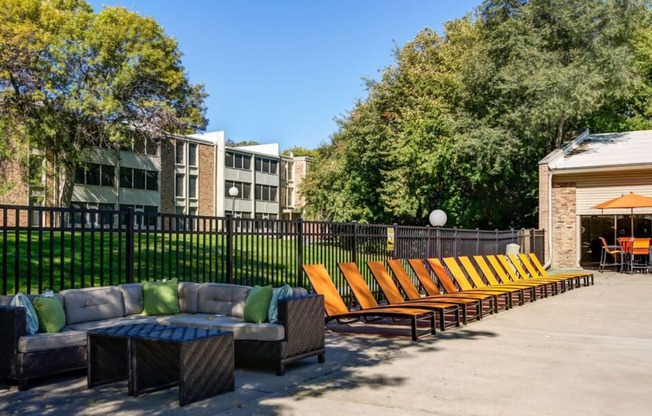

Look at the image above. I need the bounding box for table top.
[88,323,230,342]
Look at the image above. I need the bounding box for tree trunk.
[555,116,567,149]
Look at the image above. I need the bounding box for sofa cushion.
[292,287,309,297]
[10,292,39,334]
[268,285,293,324]
[197,283,251,318]
[61,286,125,325]
[244,285,273,323]
[119,283,143,315]
[142,279,180,316]
[32,296,66,333]
[161,314,285,342]
[178,282,199,313]
[17,330,87,353]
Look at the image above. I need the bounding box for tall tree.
[302,0,651,228]
[0,0,207,206]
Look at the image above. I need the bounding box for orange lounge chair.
[424,258,507,314]
[368,260,479,325]
[408,258,499,316]
[302,264,436,341]
[516,254,579,291]
[527,253,593,286]
[338,262,460,331]
[472,255,538,302]
[386,259,485,324]
[441,257,514,310]
[485,255,549,299]
[457,256,528,307]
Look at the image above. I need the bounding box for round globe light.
[228,186,239,197]
[429,209,447,227]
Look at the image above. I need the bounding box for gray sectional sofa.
[0,282,325,390]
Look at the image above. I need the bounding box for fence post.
[494,229,499,255]
[351,221,358,264]
[436,227,442,258]
[475,228,480,255]
[425,225,431,258]
[226,214,233,284]
[125,207,134,284]
[453,227,458,257]
[297,217,304,288]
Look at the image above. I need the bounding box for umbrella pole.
[631,208,635,238]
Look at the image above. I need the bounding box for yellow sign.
[387,227,395,251]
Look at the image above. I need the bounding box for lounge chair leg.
[411,317,418,341]
[430,314,436,336]
[439,310,446,331]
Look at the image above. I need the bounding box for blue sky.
[88,0,481,150]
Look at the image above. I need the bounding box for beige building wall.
[550,181,577,268]
[198,144,215,217]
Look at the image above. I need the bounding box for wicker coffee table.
[87,323,234,406]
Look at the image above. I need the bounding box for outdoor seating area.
[599,236,652,274]
[304,253,594,341]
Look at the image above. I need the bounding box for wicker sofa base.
[235,340,325,376]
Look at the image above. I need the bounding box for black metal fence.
[0,204,544,297]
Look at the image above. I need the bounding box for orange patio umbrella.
[592,192,652,238]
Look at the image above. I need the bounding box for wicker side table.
[88,323,234,406]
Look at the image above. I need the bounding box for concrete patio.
[2,270,651,415]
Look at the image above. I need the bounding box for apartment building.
[0,130,311,226]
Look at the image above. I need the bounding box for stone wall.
[198,143,215,217]
[551,181,577,268]
[159,137,175,214]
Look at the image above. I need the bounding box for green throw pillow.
[142,279,180,316]
[32,296,66,333]
[268,285,293,324]
[244,285,273,323]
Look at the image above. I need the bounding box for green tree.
[281,146,317,158]
[302,0,651,228]
[0,0,207,205]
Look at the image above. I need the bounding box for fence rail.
[0,204,544,297]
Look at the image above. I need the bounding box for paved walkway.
[2,271,651,415]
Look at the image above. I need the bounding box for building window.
[255,157,278,174]
[146,171,158,191]
[133,169,146,189]
[225,181,251,199]
[120,167,133,188]
[188,143,198,166]
[176,142,185,164]
[225,152,251,170]
[176,174,184,197]
[188,175,197,198]
[75,165,86,184]
[101,165,115,187]
[255,184,277,202]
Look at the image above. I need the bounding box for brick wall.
[551,181,577,268]
[538,164,550,263]
[198,143,215,217]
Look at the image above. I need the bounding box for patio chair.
[426,258,510,315]
[369,260,482,325]
[496,255,560,296]
[486,255,549,299]
[442,257,515,311]
[386,259,490,323]
[527,253,594,286]
[302,264,436,341]
[472,255,537,303]
[337,262,460,331]
[457,256,531,307]
[507,254,574,293]
[598,237,623,273]
[517,254,582,289]
[406,259,498,319]
[629,238,651,274]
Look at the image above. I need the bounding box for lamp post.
[428,209,447,258]
[429,209,447,227]
[228,186,239,216]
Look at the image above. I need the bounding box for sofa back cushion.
[178,282,199,313]
[119,283,143,315]
[197,283,251,318]
[61,286,124,325]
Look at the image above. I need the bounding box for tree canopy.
[301,0,652,228]
[0,0,207,206]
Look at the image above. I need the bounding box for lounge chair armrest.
[277,294,325,358]
[0,306,27,375]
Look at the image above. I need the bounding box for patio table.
[87,323,234,406]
